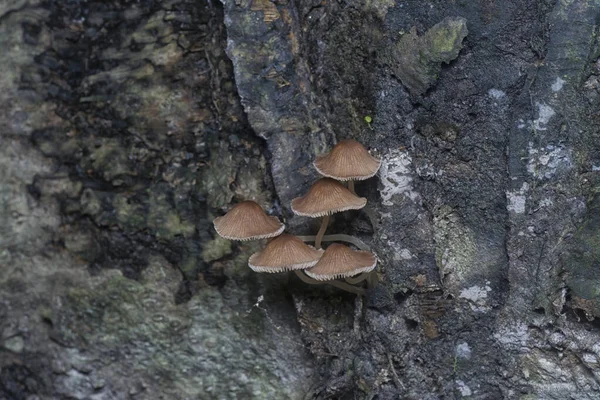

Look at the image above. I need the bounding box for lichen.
[201,236,233,263]
[148,190,196,239]
[390,17,468,95]
[201,141,237,209]
[434,207,477,285]
[562,194,600,317]
[54,266,309,399]
[88,138,132,182]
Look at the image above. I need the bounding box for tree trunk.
[2,0,600,399]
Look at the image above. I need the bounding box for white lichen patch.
[379,150,420,206]
[494,322,529,349]
[539,198,553,207]
[460,285,491,302]
[3,335,24,353]
[582,353,598,366]
[459,283,492,312]
[456,342,472,359]
[415,162,443,180]
[399,248,413,260]
[527,143,572,180]
[533,102,555,131]
[507,193,526,214]
[506,182,529,214]
[488,88,506,99]
[456,380,472,397]
[552,77,565,92]
[393,248,413,261]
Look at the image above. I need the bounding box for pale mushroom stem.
[315,214,330,249]
[345,272,370,285]
[297,234,370,251]
[294,271,365,296]
[345,271,379,288]
[328,280,365,296]
[347,180,355,194]
[294,270,324,285]
[367,271,379,288]
[348,180,356,194]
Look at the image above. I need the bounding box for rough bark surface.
[1,1,312,399]
[2,0,600,399]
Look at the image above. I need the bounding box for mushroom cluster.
[212,139,381,295]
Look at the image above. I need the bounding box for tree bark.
[2,0,600,399]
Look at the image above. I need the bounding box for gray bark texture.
[1,0,600,399]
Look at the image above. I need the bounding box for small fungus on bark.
[212,139,381,296]
[248,234,323,273]
[305,243,377,281]
[213,200,284,241]
[291,178,366,248]
[313,139,381,193]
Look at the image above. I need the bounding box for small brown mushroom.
[313,139,381,193]
[291,178,366,248]
[248,234,323,273]
[305,243,377,280]
[213,200,284,241]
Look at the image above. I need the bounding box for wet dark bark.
[2,0,600,399]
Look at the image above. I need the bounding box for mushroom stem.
[345,272,370,285]
[297,234,370,251]
[367,270,379,289]
[328,280,366,296]
[347,180,355,194]
[315,215,330,249]
[294,270,365,295]
[344,271,379,288]
[294,270,324,285]
[362,205,378,232]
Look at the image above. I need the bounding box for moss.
[80,188,103,217]
[179,256,199,280]
[148,191,195,239]
[113,194,146,229]
[391,17,467,95]
[89,138,132,182]
[201,237,233,263]
[227,241,263,278]
[427,25,462,58]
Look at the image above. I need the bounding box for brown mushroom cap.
[291,178,367,217]
[314,139,381,181]
[213,201,284,241]
[248,234,324,273]
[305,243,377,280]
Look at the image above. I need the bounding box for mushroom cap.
[248,234,324,273]
[305,243,377,281]
[291,178,367,218]
[314,139,381,181]
[213,201,285,241]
